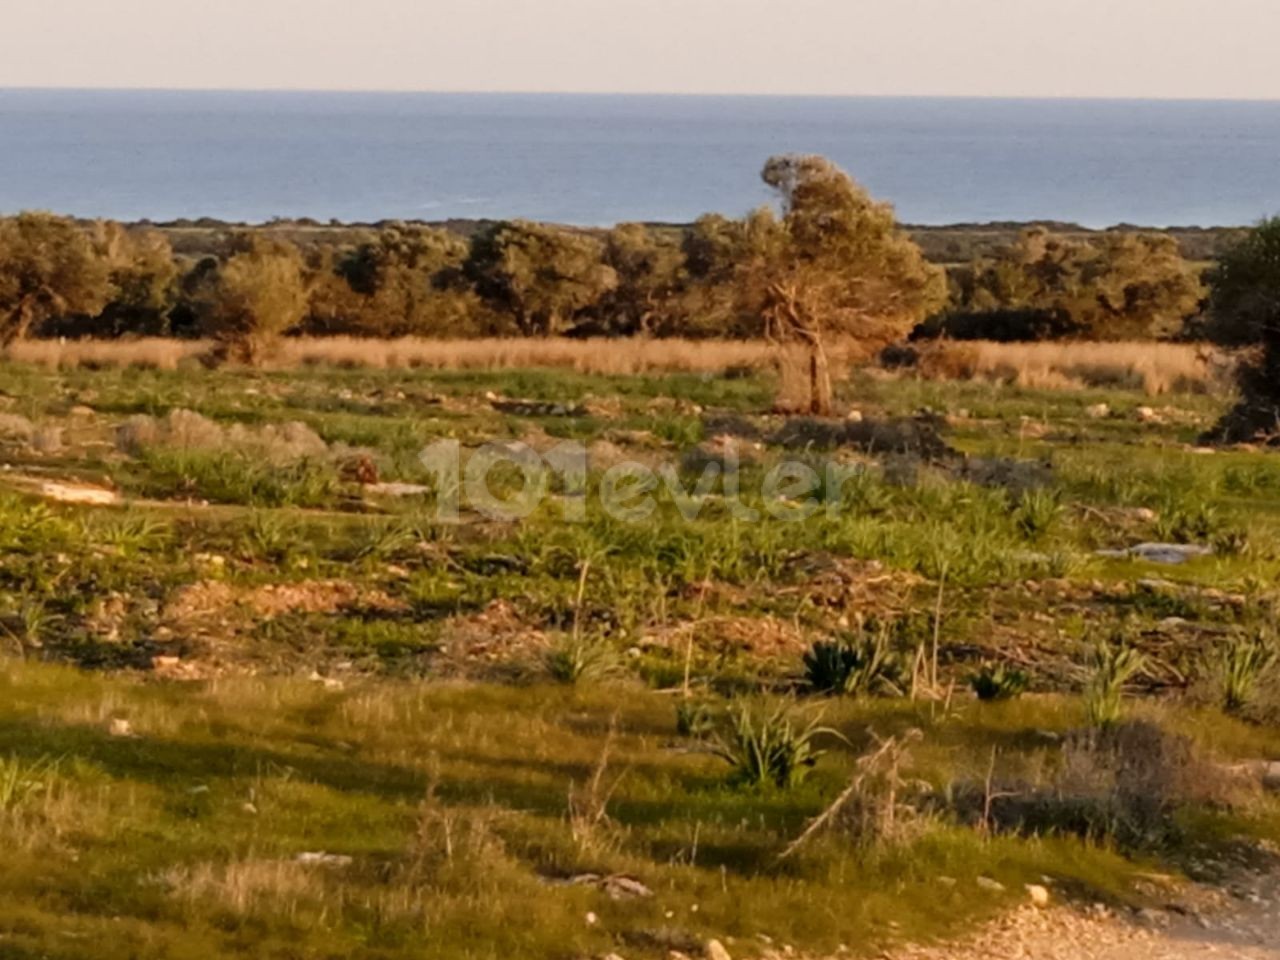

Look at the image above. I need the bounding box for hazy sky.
[4,0,1279,99]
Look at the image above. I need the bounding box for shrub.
[803,629,906,697]
[1217,630,1277,714]
[543,634,623,686]
[1084,637,1146,730]
[1013,488,1062,541]
[706,700,837,790]
[968,662,1030,702]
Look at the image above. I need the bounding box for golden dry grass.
[1,335,1232,396]
[912,340,1229,396]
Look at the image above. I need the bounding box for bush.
[1217,630,1277,714]
[803,629,906,697]
[1084,637,1146,730]
[968,662,1030,702]
[705,700,837,790]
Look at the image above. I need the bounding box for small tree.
[194,234,310,364]
[725,156,945,414]
[465,221,616,336]
[1204,218,1280,443]
[0,213,113,345]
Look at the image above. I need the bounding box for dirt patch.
[162,579,406,626]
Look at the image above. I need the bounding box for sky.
[3,0,1279,99]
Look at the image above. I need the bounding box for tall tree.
[734,155,945,413]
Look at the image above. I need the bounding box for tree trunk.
[808,341,833,416]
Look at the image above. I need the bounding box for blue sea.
[1,90,1278,227]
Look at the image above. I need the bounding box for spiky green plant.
[705,701,838,790]
[1014,488,1062,541]
[969,662,1030,702]
[803,629,905,698]
[1085,637,1147,730]
[1217,631,1277,714]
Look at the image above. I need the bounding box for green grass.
[2,362,1280,957]
[1,661,1274,960]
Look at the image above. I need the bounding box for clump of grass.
[705,700,839,790]
[1084,637,1147,730]
[0,594,59,654]
[1217,630,1277,714]
[0,755,60,814]
[803,629,906,698]
[1013,488,1062,541]
[543,634,623,686]
[968,662,1030,702]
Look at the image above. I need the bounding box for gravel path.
[886,873,1280,960]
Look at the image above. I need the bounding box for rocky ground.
[886,872,1280,960]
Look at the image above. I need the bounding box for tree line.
[0,155,1276,365]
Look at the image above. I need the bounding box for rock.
[68,405,96,418]
[1086,403,1111,419]
[585,911,599,926]
[845,409,864,423]
[295,852,353,867]
[1026,884,1051,907]
[108,718,134,738]
[38,481,118,505]
[704,940,732,960]
[363,481,432,497]
[1135,406,1161,423]
[1096,543,1213,565]
[976,876,1006,893]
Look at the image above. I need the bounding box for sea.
[1,89,1278,228]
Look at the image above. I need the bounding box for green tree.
[948,228,1204,341]
[0,213,113,345]
[194,234,310,364]
[309,224,484,337]
[1205,217,1280,442]
[593,224,687,336]
[465,221,616,336]
[89,221,180,336]
[730,156,946,413]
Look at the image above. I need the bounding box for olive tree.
[465,221,616,336]
[734,156,945,413]
[1206,217,1280,442]
[194,234,310,364]
[0,213,113,344]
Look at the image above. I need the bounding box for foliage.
[704,700,837,789]
[1084,636,1147,730]
[0,213,113,344]
[942,228,1205,342]
[1217,630,1277,714]
[308,224,483,337]
[803,629,906,697]
[465,221,617,336]
[1205,218,1280,443]
[193,233,311,364]
[968,662,1030,702]
[543,634,623,685]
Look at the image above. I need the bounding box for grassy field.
[0,357,1279,959]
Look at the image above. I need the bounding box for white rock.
[1086,403,1111,419]
[704,940,732,960]
[39,481,118,505]
[1026,883,1051,907]
[108,718,134,738]
[976,876,1006,893]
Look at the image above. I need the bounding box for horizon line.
[3,84,1280,104]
